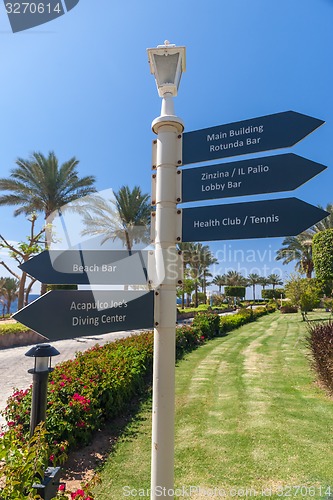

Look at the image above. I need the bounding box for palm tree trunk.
[18,272,27,311]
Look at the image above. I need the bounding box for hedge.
[0,306,276,498]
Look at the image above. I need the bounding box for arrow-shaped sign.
[181,154,326,203]
[20,250,150,285]
[13,290,154,341]
[181,198,329,242]
[182,111,324,166]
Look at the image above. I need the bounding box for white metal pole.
[151,93,183,499]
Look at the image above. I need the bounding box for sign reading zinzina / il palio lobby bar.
[181,153,326,203]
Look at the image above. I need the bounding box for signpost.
[182,111,324,165]
[181,153,326,203]
[181,198,329,242]
[20,249,150,285]
[13,290,154,341]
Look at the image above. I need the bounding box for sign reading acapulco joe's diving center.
[14,289,154,341]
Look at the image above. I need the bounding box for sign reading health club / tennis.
[181,198,329,242]
[182,111,324,165]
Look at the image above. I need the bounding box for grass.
[93,311,333,499]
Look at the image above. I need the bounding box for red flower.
[49,454,55,462]
[58,483,65,491]
[71,489,85,499]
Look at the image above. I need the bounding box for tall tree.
[179,243,217,307]
[212,274,226,294]
[0,277,19,315]
[0,214,44,309]
[82,186,151,251]
[307,203,333,235]
[224,270,247,287]
[259,276,270,290]
[0,151,96,294]
[247,273,261,302]
[267,273,283,290]
[276,203,333,278]
[0,151,96,221]
[276,233,314,278]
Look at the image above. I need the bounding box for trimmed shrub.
[192,311,220,339]
[262,288,285,300]
[224,286,246,299]
[280,305,298,314]
[307,321,333,392]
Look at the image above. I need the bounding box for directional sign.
[13,290,154,341]
[181,154,327,203]
[20,250,150,285]
[182,198,329,242]
[182,111,324,165]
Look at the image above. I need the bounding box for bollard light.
[26,343,60,372]
[25,343,60,436]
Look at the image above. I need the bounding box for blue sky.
[0,0,332,295]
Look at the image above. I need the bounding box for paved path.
[0,330,137,427]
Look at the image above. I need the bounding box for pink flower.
[58,483,65,491]
[49,454,55,462]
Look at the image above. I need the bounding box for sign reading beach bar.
[182,111,324,165]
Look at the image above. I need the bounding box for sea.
[9,294,39,314]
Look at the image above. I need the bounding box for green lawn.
[94,312,333,499]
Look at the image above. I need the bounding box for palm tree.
[81,186,151,252]
[0,151,96,221]
[0,152,96,294]
[1,277,19,314]
[247,273,261,302]
[179,243,216,307]
[224,270,247,286]
[275,203,333,278]
[259,276,270,290]
[212,274,226,294]
[267,273,283,290]
[276,233,314,278]
[307,203,333,234]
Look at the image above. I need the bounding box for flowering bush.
[175,325,204,358]
[192,311,220,339]
[3,333,155,449]
[0,309,276,498]
[0,422,67,499]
